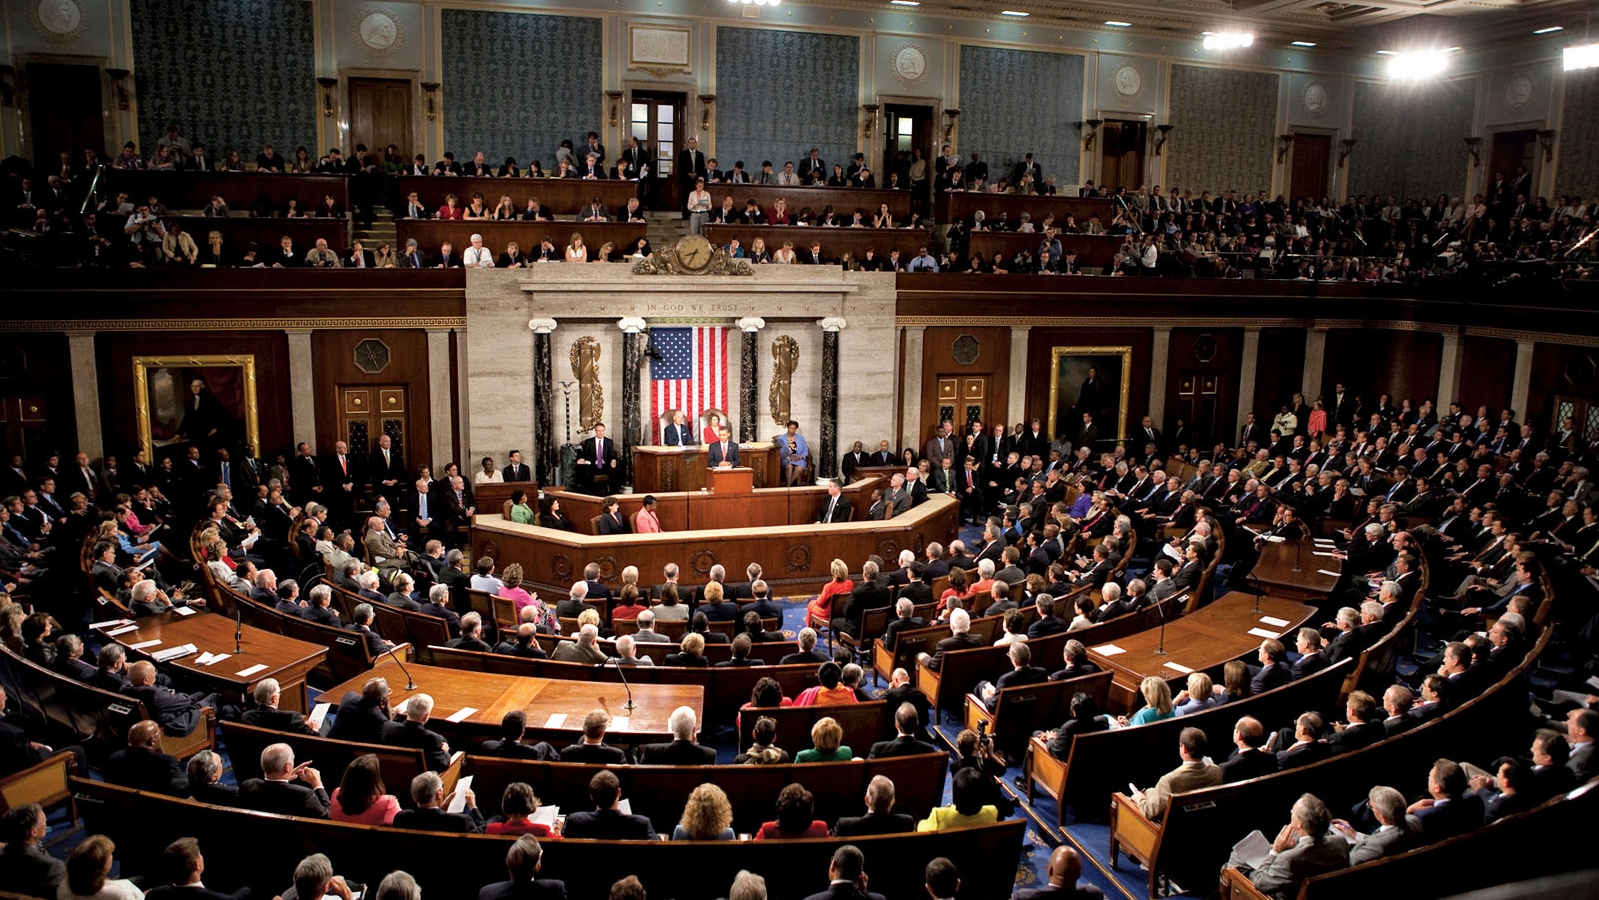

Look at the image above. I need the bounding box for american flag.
[650,326,728,442]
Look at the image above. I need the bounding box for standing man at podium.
[708,426,740,468]
[576,424,620,494]
[663,411,692,447]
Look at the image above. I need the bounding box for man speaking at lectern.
[708,426,740,468]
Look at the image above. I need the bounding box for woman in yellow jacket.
[917,768,999,831]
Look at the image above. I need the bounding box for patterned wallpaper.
[1556,69,1599,198]
[1350,79,1476,201]
[714,28,860,177]
[957,46,1084,190]
[1166,65,1278,194]
[440,10,602,165]
[130,0,315,158]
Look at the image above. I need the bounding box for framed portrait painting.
[133,354,260,460]
[1048,347,1131,451]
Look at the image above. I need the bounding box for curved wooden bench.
[734,700,889,758]
[963,669,1115,757]
[222,719,462,807]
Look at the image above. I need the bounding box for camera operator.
[951,725,1015,818]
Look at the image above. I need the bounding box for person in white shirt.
[463,234,495,268]
[473,456,504,485]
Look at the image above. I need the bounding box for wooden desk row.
[933,192,1115,229]
[472,495,957,594]
[105,170,351,212]
[100,609,326,713]
[399,175,637,217]
[703,224,931,265]
[395,220,646,258]
[964,232,1123,269]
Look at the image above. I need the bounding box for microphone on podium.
[601,657,638,711]
[380,643,419,690]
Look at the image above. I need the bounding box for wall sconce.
[861,104,879,139]
[1276,133,1295,163]
[0,65,15,108]
[105,68,130,110]
[316,77,338,117]
[606,90,623,129]
[421,82,440,120]
[1462,136,1482,168]
[1338,138,1356,168]
[943,109,959,143]
[1537,129,1556,162]
[698,94,715,131]
[1154,123,1174,156]
[1078,119,1103,152]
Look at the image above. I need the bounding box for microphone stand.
[381,643,418,690]
[604,658,637,711]
[234,610,244,655]
[1153,593,1171,656]
[1292,537,1303,574]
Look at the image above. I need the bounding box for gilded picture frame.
[133,354,260,460]
[1047,346,1132,450]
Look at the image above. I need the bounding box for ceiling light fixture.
[890,1,918,5]
[1202,32,1253,49]
[1105,20,1132,27]
[1387,48,1449,79]
[1000,10,1029,16]
[728,0,782,6]
[1567,43,1599,70]
[1375,50,1396,55]
[1534,26,1564,34]
[1291,40,1317,47]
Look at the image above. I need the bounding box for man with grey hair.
[780,627,829,665]
[1093,581,1130,623]
[249,568,279,606]
[920,608,982,672]
[481,834,565,900]
[882,598,926,652]
[348,602,393,657]
[632,608,670,642]
[356,569,386,605]
[552,624,608,664]
[637,705,715,764]
[447,611,491,652]
[1322,606,1369,663]
[242,677,318,734]
[301,584,339,626]
[1332,785,1421,865]
[279,854,348,900]
[923,542,950,580]
[380,692,452,771]
[1225,792,1347,896]
[421,582,461,633]
[392,770,481,833]
[835,774,916,836]
[557,580,590,619]
[608,634,654,667]
[185,748,237,806]
[727,871,768,900]
[238,742,329,818]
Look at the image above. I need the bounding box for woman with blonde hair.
[667,632,709,667]
[1120,675,1176,727]
[672,783,735,840]
[1173,672,1220,716]
[806,558,854,625]
[564,232,588,262]
[795,716,851,762]
[60,835,141,900]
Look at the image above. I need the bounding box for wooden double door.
[337,385,409,477]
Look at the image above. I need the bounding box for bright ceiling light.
[1105,20,1132,27]
[889,1,918,6]
[728,0,780,5]
[1291,40,1317,47]
[1000,10,1029,16]
[1375,50,1396,55]
[1533,26,1564,34]
[1567,43,1599,70]
[1387,48,1449,79]
[1202,32,1254,49]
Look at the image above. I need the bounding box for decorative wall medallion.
[594,555,620,583]
[550,553,573,581]
[786,544,812,572]
[893,44,928,87]
[481,540,501,563]
[356,8,403,54]
[1192,334,1218,364]
[876,538,900,560]
[1302,82,1330,119]
[354,338,391,374]
[1503,74,1534,110]
[952,334,980,366]
[31,0,84,41]
[690,549,718,576]
[1112,64,1145,100]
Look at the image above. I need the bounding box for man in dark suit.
[707,427,740,468]
[380,693,453,771]
[636,706,716,764]
[919,609,984,672]
[867,704,938,758]
[561,710,630,764]
[480,835,568,900]
[327,677,391,744]
[1410,759,1485,841]
[833,774,917,837]
[144,838,251,900]
[833,561,891,639]
[1290,629,1329,679]
[0,803,65,898]
[840,442,868,483]
[800,845,885,900]
[320,440,358,528]
[881,600,926,652]
[123,661,211,737]
[659,413,693,448]
[1218,717,1278,783]
[818,480,852,523]
[576,424,621,494]
[241,678,318,735]
[780,629,831,665]
[502,449,532,483]
[238,742,330,818]
[287,442,322,506]
[563,769,658,839]
[368,434,404,500]
[1327,691,1385,754]
[897,563,933,606]
[1027,596,1068,638]
[104,720,188,795]
[1012,846,1105,900]
[869,440,896,467]
[1249,639,1292,694]
[1275,713,1333,770]
[678,138,706,212]
[392,770,484,833]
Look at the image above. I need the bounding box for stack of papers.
[151,643,198,662]
[1163,661,1194,674]
[128,638,162,650]
[307,702,333,731]
[529,806,560,826]
[90,618,134,630]
[106,624,141,637]
[172,606,197,617]
[194,651,232,666]
[1093,643,1127,656]
[544,713,569,728]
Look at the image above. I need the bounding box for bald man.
[104,720,188,796]
[1012,846,1104,899]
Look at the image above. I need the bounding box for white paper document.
[128,639,162,650]
[618,798,633,816]
[1260,534,1286,543]
[1093,643,1126,656]
[529,806,560,826]
[544,713,569,728]
[1316,568,1341,578]
[1163,662,1194,675]
[107,624,141,637]
[1231,830,1275,871]
[447,776,473,813]
[91,618,133,630]
[196,652,230,666]
[151,644,197,662]
[1258,616,1291,627]
[445,707,478,723]
[307,702,332,731]
[172,606,197,616]
[610,716,631,731]
[236,663,269,677]
[1247,627,1283,639]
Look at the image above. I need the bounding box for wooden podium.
[707,466,754,494]
[632,444,779,493]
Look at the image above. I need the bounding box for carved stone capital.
[736,317,766,333]
[618,316,648,334]
[528,317,558,334]
[818,317,848,333]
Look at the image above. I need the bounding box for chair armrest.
[439,751,467,794]
[963,693,994,733]
[1219,866,1274,900]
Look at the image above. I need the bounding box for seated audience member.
[143,837,247,900]
[919,609,984,672]
[1120,675,1177,727]
[796,716,852,763]
[1013,846,1104,900]
[974,641,1050,709]
[869,703,939,758]
[673,783,736,840]
[241,677,318,734]
[481,710,559,759]
[480,835,566,900]
[552,624,609,664]
[835,775,917,836]
[1407,758,1485,840]
[1223,793,1348,898]
[735,716,789,765]
[1327,691,1385,754]
[380,692,453,771]
[447,611,493,652]
[392,770,483,833]
[1276,712,1333,771]
[1131,727,1223,819]
[0,803,64,898]
[666,632,710,667]
[755,783,829,839]
[637,706,716,764]
[563,770,658,839]
[1331,786,1422,865]
[122,660,212,736]
[1173,672,1221,716]
[59,835,141,900]
[780,627,830,665]
[330,753,401,825]
[486,782,560,837]
[1049,639,1100,681]
[186,750,238,807]
[1220,716,1279,783]
[796,661,857,706]
[1043,691,1111,761]
[918,768,1000,831]
[800,846,881,900]
[276,852,349,900]
[239,742,330,818]
[328,676,391,744]
[562,709,629,764]
[104,719,187,796]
